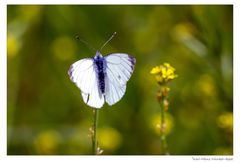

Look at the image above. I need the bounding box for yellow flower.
[150,63,177,84]
[150,66,161,74]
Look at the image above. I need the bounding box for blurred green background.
[7,5,233,155]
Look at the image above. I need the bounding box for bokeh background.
[7,5,233,155]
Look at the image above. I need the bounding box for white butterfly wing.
[68,59,104,108]
[104,53,136,105]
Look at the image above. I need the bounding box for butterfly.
[68,34,136,108]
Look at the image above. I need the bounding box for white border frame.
[1,1,238,163]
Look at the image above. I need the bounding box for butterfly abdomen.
[94,55,106,94]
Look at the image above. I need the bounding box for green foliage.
[7,5,233,155]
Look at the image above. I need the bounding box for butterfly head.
[94,51,103,59]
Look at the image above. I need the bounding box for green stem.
[160,97,169,155]
[92,109,99,155]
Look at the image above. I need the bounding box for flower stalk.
[92,109,99,155]
[158,87,169,155]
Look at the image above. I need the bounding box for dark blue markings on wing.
[128,55,136,70]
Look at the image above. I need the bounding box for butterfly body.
[93,51,107,94]
[68,51,136,108]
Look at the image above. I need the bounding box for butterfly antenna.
[100,32,117,51]
[75,35,96,53]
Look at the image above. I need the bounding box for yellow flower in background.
[98,127,122,152]
[217,112,233,132]
[150,63,177,84]
[7,33,20,58]
[34,130,62,154]
[151,113,174,136]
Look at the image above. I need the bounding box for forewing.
[68,58,93,94]
[68,59,104,108]
[104,53,136,105]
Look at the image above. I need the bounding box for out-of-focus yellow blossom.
[151,113,174,136]
[217,112,233,132]
[213,147,232,155]
[150,63,177,84]
[7,33,20,57]
[34,130,62,154]
[98,127,122,152]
